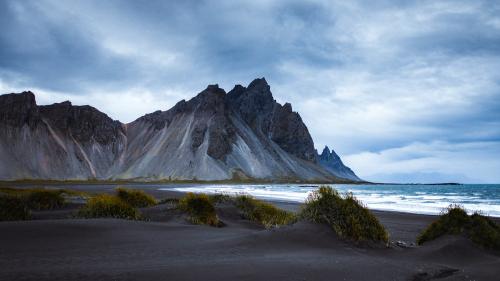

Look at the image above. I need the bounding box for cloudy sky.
[1,0,499,183]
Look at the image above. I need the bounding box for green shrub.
[24,189,65,210]
[0,195,31,221]
[78,194,140,220]
[178,193,222,227]
[234,195,297,228]
[417,206,500,250]
[300,186,388,243]
[116,187,157,208]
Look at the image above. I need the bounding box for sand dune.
[0,188,498,281]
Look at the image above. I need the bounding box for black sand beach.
[0,186,499,281]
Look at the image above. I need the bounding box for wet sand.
[0,185,498,281]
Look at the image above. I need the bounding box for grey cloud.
[1,0,500,182]
[0,1,143,93]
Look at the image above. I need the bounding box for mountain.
[0,78,360,182]
[317,146,361,181]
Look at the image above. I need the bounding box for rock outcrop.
[0,92,126,180]
[0,78,360,182]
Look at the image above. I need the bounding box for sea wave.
[166,184,500,217]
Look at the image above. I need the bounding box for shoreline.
[0,178,366,185]
[1,184,499,280]
[4,182,500,218]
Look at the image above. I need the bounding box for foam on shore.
[168,184,500,217]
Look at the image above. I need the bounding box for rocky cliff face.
[227,78,317,162]
[0,79,360,182]
[0,92,126,179]
[317,146,360,181]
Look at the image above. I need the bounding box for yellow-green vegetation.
[417,205,500,250]
[78,194,140,220]
[0,187,65,210]
[24,189,65,210]
[116,187,157,208]
[234,195,297,228]
[0,186,88,197]
[0,187,29,195]
[178,193,222,227]
[159,197,179,204]
[208,194,232,204]
[300,186,389,243]
[0,195,31,221]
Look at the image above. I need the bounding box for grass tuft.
[116,187,157,208]
[24,189,65,210]
[0,187,30,195]
[178,193,222,227]
[300,186,388,243]
[234,195,297,228]
[208,194,232,205]
[0,187,65,210]
[78,194,140,220]
[159,198,179,205]
[0,195,31,221]
[417,205,500,250]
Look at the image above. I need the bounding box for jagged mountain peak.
[227,78,274,112]
[321,145,330,155]
[205,83,223,91]
[0,91,39,127]
[246,77,273,101]
[317,145,360,181]
[0,91,37,108]
[39,100,123,145]
[0,79,360,182]
[320,145,341,161]
[192,84,226,106]
[247,77,269,90]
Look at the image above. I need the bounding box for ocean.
[166,184,500,217]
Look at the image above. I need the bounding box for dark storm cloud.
[1,0,499,182]
[0,1,142,93]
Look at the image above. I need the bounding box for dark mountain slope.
[0,79,360,182]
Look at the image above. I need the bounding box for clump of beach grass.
[78,194,141,220]
[0,187,65,210]
[234,195,297,228]
[0,194,32,221]
[116,187,157,208]
[208,194,232,205]
[300,186,389,243]
[178,193,222,227]
[0,187,29,195]
[159,197,179,205]
[24,189,65,210]
[417,205,500,250]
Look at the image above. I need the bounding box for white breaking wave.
[166,184,500,217]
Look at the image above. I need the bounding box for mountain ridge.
[0,78,360,183]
